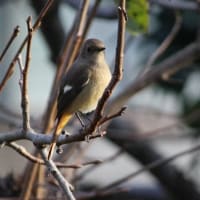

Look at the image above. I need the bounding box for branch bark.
[40,149,76,200]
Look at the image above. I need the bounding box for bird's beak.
[98,47,106,51]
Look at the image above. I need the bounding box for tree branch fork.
[0,127,102,146]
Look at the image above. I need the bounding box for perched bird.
[48,38,111,160]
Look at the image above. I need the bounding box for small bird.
[48,38,111,160]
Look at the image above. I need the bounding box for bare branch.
[0,26,20,62]
[39,149,76,200]
[57,0,101,73]
[0,61,15,93]
[82,0,127,137]
[7,142,44,164]
[99,106,127,125]
[145,12,182,70]
[7,142,100,169]
[0,128,102,146]
[82,0,102,39]
[20,16,33,132]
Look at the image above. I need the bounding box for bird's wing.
[56,63,91,119]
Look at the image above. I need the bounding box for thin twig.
[20,16,33,132]
[82,0,102,40]
[145,12,182,71]
[7,142,100,169]
[99,106,127,125]
[40,149,76,200]
[65,0,101,70]
[0,26,20,62]
[64,0,90,74]
[0,62,15,93]
[57,0,100,72]
[7,142,44,164]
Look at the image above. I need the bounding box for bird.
[48,38,111,160]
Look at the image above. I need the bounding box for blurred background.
[0,0,200,199]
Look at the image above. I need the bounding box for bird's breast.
[69,64,111,113]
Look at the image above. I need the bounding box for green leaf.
[126,0,149,34]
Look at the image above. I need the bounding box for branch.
[3,129,200,197]
[39,149,76,200]
[64,0,90,74]
[7,142,44,164]
[82,0,127,137]
[7,142,100,169]
[58,0,100,90]
[108,41,200,114]
[57,0,102,75]
[64,0,118,19]
[20,16,33,132]
[99,106,127,125]
[82,0,102,39]
[0,105,197,146]
[0,128,100,152]
[0,26,20,62]
[145,11,182,70]
[30,0,65,63]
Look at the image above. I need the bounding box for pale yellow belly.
[67,67,111,114]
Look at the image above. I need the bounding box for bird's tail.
[48,114,72,160]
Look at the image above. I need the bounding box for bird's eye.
[87,47,92,53]
[87,47,94,53]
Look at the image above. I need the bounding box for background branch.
[108,41,200,114]
[145,11,182,69]
[0,26,20,62]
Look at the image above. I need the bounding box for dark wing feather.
[56,64,91,119]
